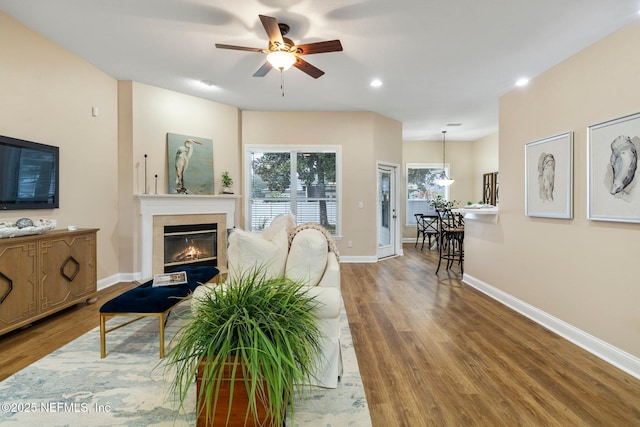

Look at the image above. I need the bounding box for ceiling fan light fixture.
[267,51,296,70]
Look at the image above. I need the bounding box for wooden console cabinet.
[0,228,98,336]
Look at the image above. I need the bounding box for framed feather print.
[525,132,573,219]
[588,112,640,223]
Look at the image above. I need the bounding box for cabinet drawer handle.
[61,256,80,282]
[0,272,13,305]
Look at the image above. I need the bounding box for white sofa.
[193,213,343,388]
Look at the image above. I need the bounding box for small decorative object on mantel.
[144,154,148,194]
[0,218,56,239]
[221,170,234,194]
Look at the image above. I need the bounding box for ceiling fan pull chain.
[280,69,285,97]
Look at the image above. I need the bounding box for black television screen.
[0,135,59,210]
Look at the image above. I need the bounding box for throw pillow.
[227,227,288,281]
[262,212,296,241]
[285,228,328,286]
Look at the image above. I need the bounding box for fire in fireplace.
[163,223,218,272]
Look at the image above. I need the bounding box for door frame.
[377,161,402,259]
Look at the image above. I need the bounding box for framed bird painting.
[166,133,214,195]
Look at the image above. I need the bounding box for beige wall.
[466,20,640,358]
[374,114,404,255]
[0,12,120,283]
[2,8,637,369]
[242,111,402,258]
[118,82,240,275]
[472,132,499,202]
[401,138,477,239]
[0,10,400,280]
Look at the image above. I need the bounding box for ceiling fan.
[215,14,343,79]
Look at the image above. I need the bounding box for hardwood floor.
[1,246,639,426]
[0,281,137,381]
[342,244,640,426]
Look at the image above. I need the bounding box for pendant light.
[434,130,455,186]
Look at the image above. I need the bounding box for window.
[406,163,449,225]
[247,147,340,234]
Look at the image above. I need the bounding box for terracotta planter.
[196,359,274,427]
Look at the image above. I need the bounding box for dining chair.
[435,208,464,274]
[415,213,439,250]
[414,213,426,249]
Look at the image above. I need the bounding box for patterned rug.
[0,301,371,426]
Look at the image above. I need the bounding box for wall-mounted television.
[0,135,59,210]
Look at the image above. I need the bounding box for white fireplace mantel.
[136,194,239,279]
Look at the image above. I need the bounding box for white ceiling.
[1,0,638,141]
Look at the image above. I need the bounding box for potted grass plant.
[166,266,322,427]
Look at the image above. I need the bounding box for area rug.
[0,301,371,426]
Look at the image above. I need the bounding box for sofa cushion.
[285,228,328,286]
[262,212,295,241]
[227,226,288,281]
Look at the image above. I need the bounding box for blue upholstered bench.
[99,265,219,358]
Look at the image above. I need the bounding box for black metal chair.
[435,208,464,274]
[415,213,439,250]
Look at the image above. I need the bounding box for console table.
[0,228,98,336]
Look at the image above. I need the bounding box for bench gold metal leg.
[100,314,106,358]
[159,313,165,359]
[99,308,175,358]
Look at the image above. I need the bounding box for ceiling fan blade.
[259,15,284,48]
[215,43,264,53]
[295,40,343,55]
[253,62,273,77]
[293,57,325,79]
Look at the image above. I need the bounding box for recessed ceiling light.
[196,79,221,91]
[370,79,383,87]
[515,77,530,87]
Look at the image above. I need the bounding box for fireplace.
[163,223,218,271]
[153,213,227,276]
[136,194,238,280]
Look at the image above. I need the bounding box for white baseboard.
[97,274,119,291]
[462,273,640,380]
[97,272,139,291]
[339,255,378,263]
